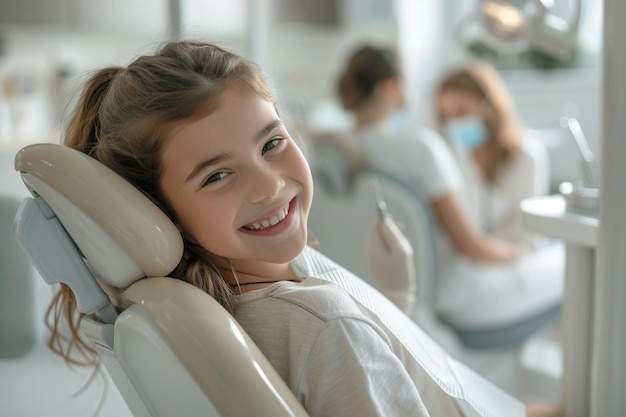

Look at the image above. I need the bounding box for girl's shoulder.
[284,246,380,321]
[267,277,371,323]
[233,247,371,323]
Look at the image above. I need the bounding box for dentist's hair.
[337,44,400,110]
[436,62,523,185]
[49,41,275,363]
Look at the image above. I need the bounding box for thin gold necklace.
[229,279,300,287]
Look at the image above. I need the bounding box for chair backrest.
[13,143,309,417]
[308,140,438,312]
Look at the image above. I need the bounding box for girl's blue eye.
[204,171,229,186]
[262,138,283,155]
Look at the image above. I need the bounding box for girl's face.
[437,89,484,125]
[159,82,313,277]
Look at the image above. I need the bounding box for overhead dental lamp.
[457,0,582,61]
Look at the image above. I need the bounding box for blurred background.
[0,1,604,416]
[0,0,602,190]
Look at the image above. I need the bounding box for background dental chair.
[306,135,562,398]
[13,143,309,417]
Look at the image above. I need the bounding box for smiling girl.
[49,41,561,417]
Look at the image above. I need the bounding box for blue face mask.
[445,117,487,149]
[389,107,412,131]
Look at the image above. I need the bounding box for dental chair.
[13,143,309,417]
[307,135,561,350]
[308,150,457,349]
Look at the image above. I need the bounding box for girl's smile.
[240,197,295,234]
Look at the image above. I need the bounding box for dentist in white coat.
[433,62,564,331]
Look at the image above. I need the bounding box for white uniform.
[437,134,564,328]
[453,133,550,252]
[355,124,563,329]
[234,246,525,417]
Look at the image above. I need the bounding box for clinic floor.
[0,275,133,417]
[0,343,132,417]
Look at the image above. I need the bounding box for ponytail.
[65,67,123,155]
[46,284,96,365]
[47,67,122,365]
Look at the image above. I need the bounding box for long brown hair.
[48,41,276,362]
[436,62,523,185]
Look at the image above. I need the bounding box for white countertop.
[521,195,599,247]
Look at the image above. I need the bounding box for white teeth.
[245,207,289,231]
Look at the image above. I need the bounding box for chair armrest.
[122,277,309,417]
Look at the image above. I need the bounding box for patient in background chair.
[433,62,564,330]
[46,41,562,417]
[336,44,563,335]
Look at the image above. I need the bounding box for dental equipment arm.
[561,116,600,189]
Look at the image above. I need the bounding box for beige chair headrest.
[15,143,183,287]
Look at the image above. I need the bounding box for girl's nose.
[247,165,285,203]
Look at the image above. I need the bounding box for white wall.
[503,67,602,191]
